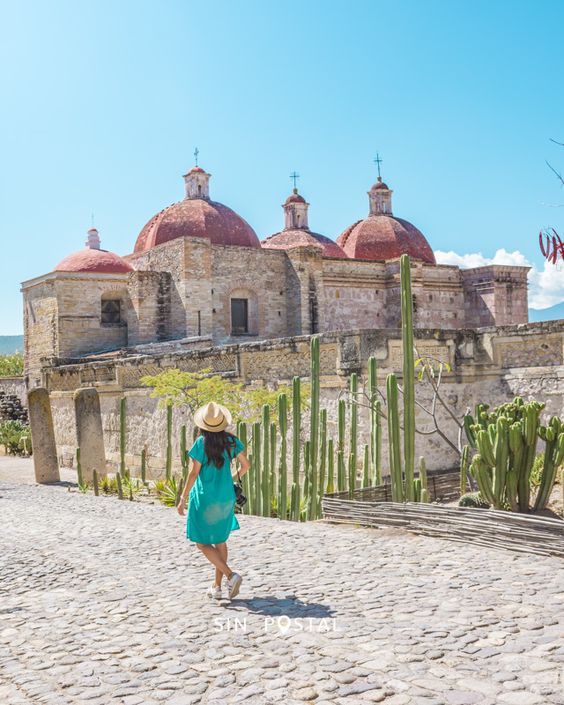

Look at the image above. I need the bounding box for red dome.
[54,248,133,274]
[262,230,348,258]
[337,216,436,264]
[371,179,390,190]
[184,166,205,175]
[134,199,260,253]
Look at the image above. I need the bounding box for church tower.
[283,189,309,230]
[368,177,393,216]
[183,166,211,200]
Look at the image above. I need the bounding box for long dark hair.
[200,430,237,469]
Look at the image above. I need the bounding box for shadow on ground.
[228,595,334,618]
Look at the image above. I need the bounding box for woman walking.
[177,401,250,600]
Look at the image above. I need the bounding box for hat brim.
[193,404,232,432]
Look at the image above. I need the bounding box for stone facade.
[20,165,530,387]
[41,321,564,479]
[21,241,529,388]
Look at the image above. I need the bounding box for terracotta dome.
[337,216,436,264]
[262,229,348,258]
[371,178,390,190]
[54,248,134,274]
[134,199,261,253]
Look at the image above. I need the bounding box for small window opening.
[231,298,249,335]
[101,299,122,326]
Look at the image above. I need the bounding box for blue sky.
[2,0,564,334]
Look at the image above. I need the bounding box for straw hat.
[193,401,232,432]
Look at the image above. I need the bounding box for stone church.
[21,163,529,386]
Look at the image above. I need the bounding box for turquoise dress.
[186,434,244,545]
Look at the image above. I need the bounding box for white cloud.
[434,248,564,311]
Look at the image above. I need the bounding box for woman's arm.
[233,451,250,480]
[178,459,201,507]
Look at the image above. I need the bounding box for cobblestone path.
[1,480,563,705]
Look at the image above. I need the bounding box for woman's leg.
[214,542,228,587]
[196,543,233,581]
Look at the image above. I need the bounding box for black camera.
[234,482,247,508]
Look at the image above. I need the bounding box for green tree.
[140,367,309,423]
[0,354,24,377]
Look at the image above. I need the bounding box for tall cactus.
[318,408,327,517]
[368,356,381,486]
[387,373,404,502]
[116,471,124,500]
[292,376,301,486]
[290,481,299,522]
[326,438,335,494]
[141,448,147,485]
[93,469,99,496]
[308,336,320,520]
[277,393,288,520]
[535,418,564,511]
[252,421,261,515]
[400,254,415,501]
[337,449,345,491]
[165,402,173,480]
[180,425,188,480]
[347,450,356,498]
[362,443,370,488]
[262,405,271,518]
[349,372,358,472]
[237,421,250,515]
[119,397,126,477]
[459,445,470,497]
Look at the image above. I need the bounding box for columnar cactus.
[93,469,99,496]
[262,404,271,517]
[349,372,358,472]
[419,456,429,501]
[119,397,126,477]
[337,449,345,491]
[362,443,370,488]
[308,336,320,520]
[368,355,382,486]
[165,402,173,480]
[326,438,335,494]
[292,376,301,487]
[459,445,469,497]
[180,425,187,480]
[318,408,327,516]
[252,421,261,515]
[386,373,404,502]
[400,254,415,501]
[277,393,288,520]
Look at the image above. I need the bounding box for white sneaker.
[226,572,242,599]
[207,584,222,600]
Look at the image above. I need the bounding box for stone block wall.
[42,321,564,479]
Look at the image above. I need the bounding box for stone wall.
[0,377,27,406]
[42,321,564,479]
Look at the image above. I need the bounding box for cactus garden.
[70,253,563,520]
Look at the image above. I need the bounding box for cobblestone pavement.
[1,479,563,705]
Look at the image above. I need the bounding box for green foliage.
[0,420,31,456]
[155,475,181,507]
[0,353,24,377]
[141,366,308,424]
[122,474,143,501]
[458,492,490,509]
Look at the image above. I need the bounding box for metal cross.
[374,153,383,178]
[194,147,199,166]
[290,171,300,189]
